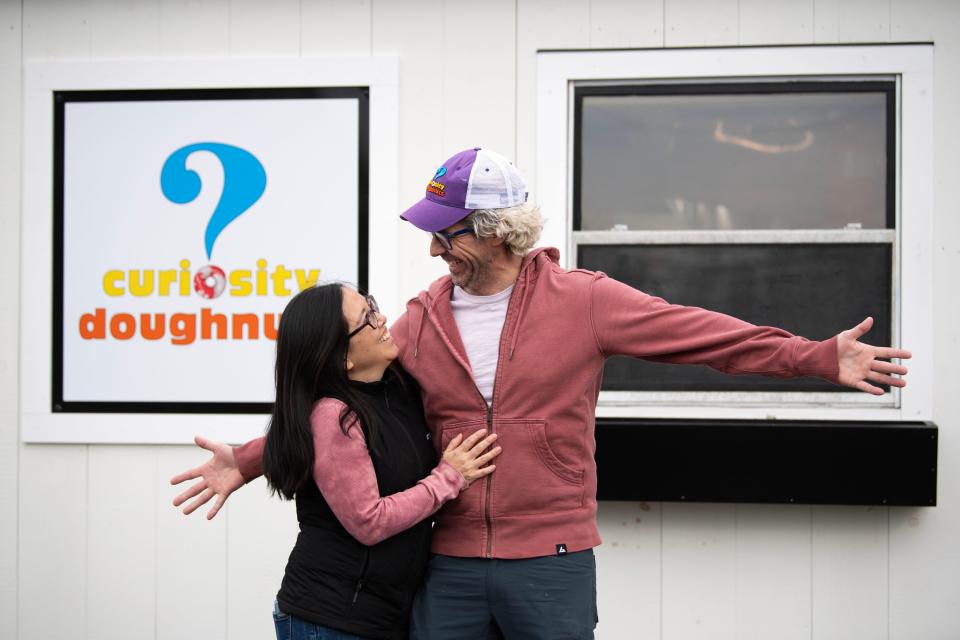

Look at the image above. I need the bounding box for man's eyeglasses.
[432,226,475,251]
[348,295,382,339]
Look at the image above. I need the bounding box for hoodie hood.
[410,247,562,360]
[416,246,560,307]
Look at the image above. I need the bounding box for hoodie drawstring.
[508,263,532,360]
[413,305,426,357]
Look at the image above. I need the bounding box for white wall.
[2,1,958,639]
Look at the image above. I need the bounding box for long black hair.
[263,283,388,500]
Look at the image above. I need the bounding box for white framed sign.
[22,58,399,443]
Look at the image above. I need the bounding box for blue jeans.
[273,600,368,640]
[410,551,598,640]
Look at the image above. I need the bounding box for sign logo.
[161,142,267,260]
[161,143,267,300]
[78,143,322,346]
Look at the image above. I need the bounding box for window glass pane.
[578,244,892,392]
[578,86,891,231]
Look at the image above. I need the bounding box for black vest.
[277,369,437,640]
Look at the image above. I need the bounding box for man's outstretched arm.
[590,275,911,392]
[170,435,264,519]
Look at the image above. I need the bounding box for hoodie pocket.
[438,419,488,517]
[492,419,584,517]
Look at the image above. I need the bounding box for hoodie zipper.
[481,278,529,559]
[483,401,494,558]
[425,303,502,559]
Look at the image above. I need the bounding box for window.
[574,82,894,394]
[536,46,933,421]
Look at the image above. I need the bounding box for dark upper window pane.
[579,244,892,392]
[578,85,892,231]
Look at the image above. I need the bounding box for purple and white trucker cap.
[400,147,528,232]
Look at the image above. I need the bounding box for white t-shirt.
[450,284,513,405]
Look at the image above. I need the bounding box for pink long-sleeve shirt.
[298,398,465,546]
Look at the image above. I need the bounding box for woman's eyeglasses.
[432,226,475,251]
[348,295,382,339]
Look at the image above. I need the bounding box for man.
[172,147,910,639]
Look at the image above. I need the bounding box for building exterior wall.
[1,1,957,638]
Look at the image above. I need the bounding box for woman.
[264,283,500,640]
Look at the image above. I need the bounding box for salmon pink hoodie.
[237,247,839,559]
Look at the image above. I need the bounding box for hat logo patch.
[427,166,447,196]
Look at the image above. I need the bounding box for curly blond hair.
[466,203,544,256]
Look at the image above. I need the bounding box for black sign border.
[52,87,369,414]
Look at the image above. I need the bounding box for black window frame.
[573,80,897,232]
[52,87,370,414]
[572,78,898,401]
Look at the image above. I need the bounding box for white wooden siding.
[0,3,22,637]
[3,1,959,639]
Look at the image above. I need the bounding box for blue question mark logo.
[160,143,267,299]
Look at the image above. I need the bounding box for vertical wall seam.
[812,0,817,44]
[511,0,516,153]
[661,0,667,48]
[587,0,592,47]
[224,505,230,640]
[888,0,892,41]
[513,0,518,162]
[887,507,891,640]
[737,0,743,45]
[659,502,664,640]
[16,3,24,636]
[153,450,159,640]
[809,506,814,640]
[84,445,90,640]
[440,0,445,152]
[733,504,739,637]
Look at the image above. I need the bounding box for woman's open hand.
[441,429,501,488]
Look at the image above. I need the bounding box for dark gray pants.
[409,550,598,640]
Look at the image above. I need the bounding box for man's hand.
[170,435,244,520]
[836,317,911,395]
